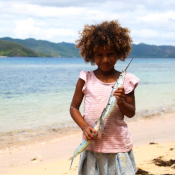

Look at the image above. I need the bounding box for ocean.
[0,57,175,150]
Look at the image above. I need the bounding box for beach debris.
[31,155,42,163]
[51,128,58,132]
[152,156,175,168]
[31,157,38,162]
[170,148,174,151]
[149,142,158,145]
[136,168,149,175]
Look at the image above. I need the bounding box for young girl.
[70,20,139,175]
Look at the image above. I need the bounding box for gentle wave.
[0,105,174,153]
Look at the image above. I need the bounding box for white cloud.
[140,11,175,23]
[1,0,107,7]
[12,18,77,42]
[0,0,175,45]
[14,18,41,38]
[43,28,77,43]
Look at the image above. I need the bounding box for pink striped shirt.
[79,70,139,153]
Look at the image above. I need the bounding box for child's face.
[94,46,118,72]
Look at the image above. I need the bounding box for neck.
[96,67,116,76]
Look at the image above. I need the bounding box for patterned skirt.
[78,150,137,175]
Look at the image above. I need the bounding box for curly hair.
[75,20,132,65]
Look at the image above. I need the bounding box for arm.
[113,87,136,118]
[70,78,96,141]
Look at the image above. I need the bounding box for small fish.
[101,58,134,132]
[69,117,102,170]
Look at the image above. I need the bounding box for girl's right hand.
[83,125,97,141]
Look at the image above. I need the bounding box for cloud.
[1,0,107,7]
[0,0,175,45]
[12,18,77,42]
[14,18,41,38]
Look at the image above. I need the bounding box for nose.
[102,56,109,63]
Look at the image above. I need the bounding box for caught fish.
[101,58,134,132]
[69,117,102,170]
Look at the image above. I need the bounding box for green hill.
[0,37,175,58]
[131,43,175,58]
[0,39,39,57]
[1,37,79,57]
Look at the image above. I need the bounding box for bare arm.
[70,78,96,140]
[113,87,136,118]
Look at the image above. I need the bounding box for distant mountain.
[0,39,39,57]
[131,43,175,58]
[0,37,175,58]
[0,37,80,57]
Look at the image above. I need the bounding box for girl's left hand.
[113,86,126,104]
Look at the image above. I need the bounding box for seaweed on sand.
[136,168,149,175]
[152,156,175,168]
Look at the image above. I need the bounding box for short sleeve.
[79,70,87,92]
[124,72,139,94]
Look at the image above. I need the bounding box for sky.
[0,0,175,46]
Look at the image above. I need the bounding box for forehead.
[94,46,115,53]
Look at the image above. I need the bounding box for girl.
[70,20,139,175]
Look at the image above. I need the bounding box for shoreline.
[1,112,175,174]
[1,109,175,153]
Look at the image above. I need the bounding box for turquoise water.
[0,57,175,148]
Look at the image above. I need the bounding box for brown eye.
[96,54,102,57]
[108,52,114,56]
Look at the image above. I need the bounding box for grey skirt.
[78,150,137,175]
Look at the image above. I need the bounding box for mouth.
[101,64,110,67]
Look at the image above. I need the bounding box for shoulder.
[125,72,139,80]
[79,70,94,92]
[124,72,139,94]
[79,70,93,81]
[79,70,87,82]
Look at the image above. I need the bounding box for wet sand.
[1,112,175,175]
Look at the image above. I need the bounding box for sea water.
[0,57,175,149]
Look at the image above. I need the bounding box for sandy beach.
[1,112,175,175]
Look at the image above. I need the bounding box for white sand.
[1,112,175,175]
